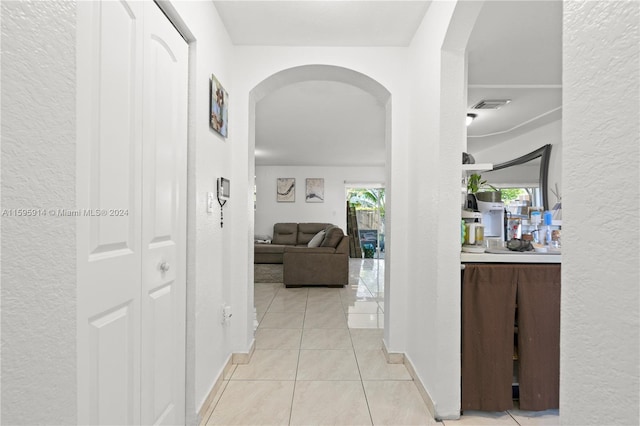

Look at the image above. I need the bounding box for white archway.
[248,62,394,333]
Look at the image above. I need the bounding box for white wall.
[255,166,384,236]
[233,3,484,419]
[1,1,77,423]
[233,45,413,375]
[401,1,483,419]
[166,2,239,421]
[561,2,639,425]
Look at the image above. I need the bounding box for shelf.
[462,163,493,172]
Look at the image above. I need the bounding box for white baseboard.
[232,338,255,364]
[383,341,436,420]
[198,340,256,425]
[382,342,404,364]
[198,355,234,426]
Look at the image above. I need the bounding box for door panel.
[77,1,143,424]
[141,2,188,425]
[89,302,135,425]
[78,1,187,424]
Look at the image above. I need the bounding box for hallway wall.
[561,2,640,424]
[1,2,77,424]
[166,2,239,422]
[401,1,484,419]
[232,4,480,413]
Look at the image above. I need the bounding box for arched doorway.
[249,64,392,329]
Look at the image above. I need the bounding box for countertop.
[461,249,562,264]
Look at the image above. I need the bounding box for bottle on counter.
[543,210,553,246]
[530,211,541,243]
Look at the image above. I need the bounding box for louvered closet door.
[77,1,187,424]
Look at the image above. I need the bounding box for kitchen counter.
[461,249,561,263]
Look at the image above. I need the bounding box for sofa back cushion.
[321,226,345,248]
[272,223,298,245]
[297,223,330,245]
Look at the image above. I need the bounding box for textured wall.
[1,1,77,424]
[165,1,237,419]
[561,1,639,424]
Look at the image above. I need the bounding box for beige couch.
[254,223,349,288]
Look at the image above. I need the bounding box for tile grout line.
[507,410,522,426]
[201,378,229,426]
[287,287,308,425]
[346,276,376,426]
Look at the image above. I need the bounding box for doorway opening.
[346,184,385,260]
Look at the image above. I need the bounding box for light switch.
[207,192,214,213]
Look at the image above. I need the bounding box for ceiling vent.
[471,99,511,110]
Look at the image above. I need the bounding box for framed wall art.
[305,178,324,203]
[277,178,295,202]
[210,74,228,137]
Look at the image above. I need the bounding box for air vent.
[471,99,511,110]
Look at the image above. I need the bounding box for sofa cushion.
[272,223,298,245]
[307,230,326,247]
[254,243,288,264]
[321,226,345,248]
[297,223,331,245]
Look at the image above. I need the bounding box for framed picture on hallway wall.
[277,178,295,202]
[305,178,324,203]
[209,74,228,137]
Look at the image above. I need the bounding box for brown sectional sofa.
[254,223,349,288]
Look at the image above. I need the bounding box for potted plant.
[467,173,501,202]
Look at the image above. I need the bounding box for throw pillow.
[307,230,326,247]
[320,226,344,248]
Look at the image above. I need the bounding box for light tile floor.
[203,258,560,426]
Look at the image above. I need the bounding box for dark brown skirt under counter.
[461,263,560,412]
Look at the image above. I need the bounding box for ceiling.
[214,0,562,166]
[466,0,562,151]
[214,1,431,47]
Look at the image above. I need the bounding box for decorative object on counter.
[551,183,562,219]
[464,223,485,247]
[462,152,475,164]
[467,173,497,194]
[462,222,486,253]
[507,217,522,240]
[507,238,533,252]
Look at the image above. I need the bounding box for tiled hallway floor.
[202,258,559,425]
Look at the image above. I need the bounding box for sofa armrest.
[283,251,348,286]
[334,236,349,255]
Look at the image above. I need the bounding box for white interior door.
[140,2,188,425]
[77,1,188,424]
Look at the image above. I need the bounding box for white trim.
[382,339,439,421]
[468,106,562,138]
[197,355,234,426]
[232,338,256,365]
